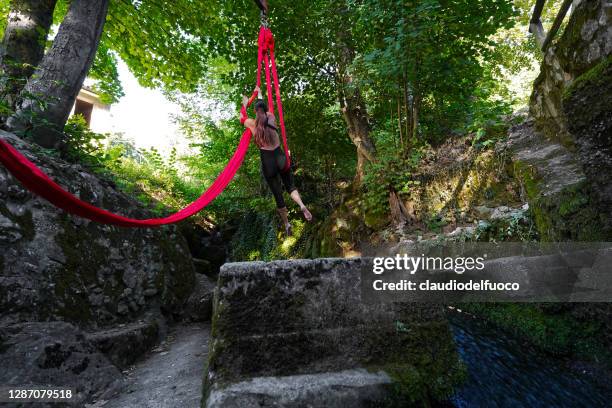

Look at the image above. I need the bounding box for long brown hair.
[254,100,277,148]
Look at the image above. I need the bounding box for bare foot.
[301,206,313,222]
[285,223,293,237]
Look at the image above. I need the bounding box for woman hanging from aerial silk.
[240,86,312,236]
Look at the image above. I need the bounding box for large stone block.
[205,258,464,407]
[0,322,123,407]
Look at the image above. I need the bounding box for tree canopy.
[0,0,560,223]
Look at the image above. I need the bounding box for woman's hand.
[242,95,249,107]
[255,86,263,99]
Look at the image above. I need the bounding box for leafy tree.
[0,0,217,147]
[355,0,516,147]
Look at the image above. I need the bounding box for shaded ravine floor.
[89,324,210,408]
[84,314,611,408]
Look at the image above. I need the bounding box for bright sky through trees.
[111,60,186,154]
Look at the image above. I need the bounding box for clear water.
[448,310,612,408]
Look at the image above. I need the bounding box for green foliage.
[0,0,8,37]
[361,128,426,220]
[229,210,312,261]
[472,210,538,242]
[101,0,214,93]
[467,92,512,149]
[89,42,124,104]
[355,0,516,143]
[63,115,108,165]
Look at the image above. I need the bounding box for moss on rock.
[562,55,612,103]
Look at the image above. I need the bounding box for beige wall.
[69,88,114,134]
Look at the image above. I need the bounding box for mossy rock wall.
[305,142,522,256]
[520,0,612,240]
[402,147,521,225]
[0,131,196,328]
[530,0,611,146]
[507,119,608,240]
[563,56,612,233]
[228,209,339,261]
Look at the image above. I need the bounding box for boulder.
[0,131,196,327]
[85,318,163,369]
[184,274,216,322]
[0,322,122,407]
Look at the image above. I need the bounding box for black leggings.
[260,147,295,208]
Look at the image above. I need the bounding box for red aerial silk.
[257,26,291,171]
[0,130,252,227]
[0,26,290,227]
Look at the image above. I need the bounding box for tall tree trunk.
[390,96,397,149]
[336,29,376,185]
[410,60,421,140]
[411,94,420,140]
[0,0,57,113]
[403,70,409,148]
[8,0,109,148]
[397,93,404,148]
[338,81,376,185]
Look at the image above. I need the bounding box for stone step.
[508,119,586,196]
[208,323,451,384]
[85,318,163,369]
[206,369,392,408]
[507,119,603,240]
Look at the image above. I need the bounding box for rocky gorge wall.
[0,130,200,405]
[301,135,530,259]
[527,0,612,239]
[0,131,196,327]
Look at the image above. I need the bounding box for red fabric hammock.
[0,26,289,228]
[257,26,291,171]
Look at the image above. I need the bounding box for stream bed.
[448,309,611,408]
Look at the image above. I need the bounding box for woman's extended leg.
[278,165,313,222]
[290,190,312,221]
[275,149,312,222]
[266,175,292,235]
